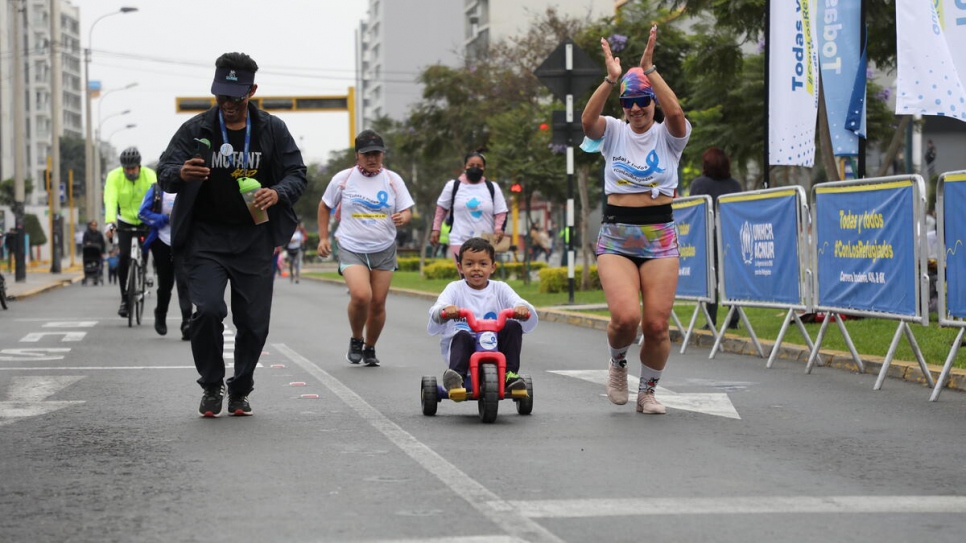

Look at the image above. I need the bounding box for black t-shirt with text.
[194,126,264,225]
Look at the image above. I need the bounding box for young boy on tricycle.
[427,237,538,393]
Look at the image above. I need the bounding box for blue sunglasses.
[619,95,653,109]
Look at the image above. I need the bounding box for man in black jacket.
[158,52,307,418]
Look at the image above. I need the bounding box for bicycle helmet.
[119,147,141,168]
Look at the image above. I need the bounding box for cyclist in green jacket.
[104,147,157,317]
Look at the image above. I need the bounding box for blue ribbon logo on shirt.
[613,150,665,181]
[349,190,392,211]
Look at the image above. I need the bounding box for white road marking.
[274,343,565,543]
[0,376,85,426]
[42,321,97,328]
[364,538,525,543]
[0,348,72,361]
[550,370,741,419]
[20,331,86,342]
[509,496,966,518]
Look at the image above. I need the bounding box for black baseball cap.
[355,130,386,153]
[211,67,255,97]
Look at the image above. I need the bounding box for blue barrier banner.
[944,175,966,318]
[674,198,710,298]
[815,181,916,315]
[720,191,802,304]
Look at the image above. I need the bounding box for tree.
[24,213,46,246]
[59,136,87,199]
[0,178,35,206]
[654,0,901,184]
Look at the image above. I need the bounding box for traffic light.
[510,183,523,193]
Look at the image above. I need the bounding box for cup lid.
[237,177,261,192]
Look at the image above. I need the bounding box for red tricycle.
[421,307,533,423]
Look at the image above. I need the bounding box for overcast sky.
[71,0,370,167]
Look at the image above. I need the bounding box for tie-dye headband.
[620,67,655,99]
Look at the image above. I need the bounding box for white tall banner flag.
[895,0,966,121]
[769,0,820,166]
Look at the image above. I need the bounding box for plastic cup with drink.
[238,177,269,225]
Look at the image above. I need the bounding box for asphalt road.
[2,277,966,543]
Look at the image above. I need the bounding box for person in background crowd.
[689,146,743,330]
[429,152,508,260]
[139,184,193,339]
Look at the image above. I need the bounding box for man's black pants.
[185,223,274,396]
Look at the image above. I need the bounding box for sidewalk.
[3,265,84,301]
[6,262,964,396]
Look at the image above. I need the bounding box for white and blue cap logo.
[478,331,498,351]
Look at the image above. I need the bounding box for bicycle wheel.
[0,274,8,310]
[126,260,139,327]
[135,261,145,325]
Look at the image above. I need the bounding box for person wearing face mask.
[104,146,157,318]
[581,25,691,415]
[430,151,509,260]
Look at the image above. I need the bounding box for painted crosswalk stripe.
[508,496,966,518]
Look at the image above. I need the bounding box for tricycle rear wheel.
[515,374,533,415]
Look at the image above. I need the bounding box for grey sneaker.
[636,390,666,414]
[346,337,364,364]
[199,384,225,418]
[607,360,628,405]
[442,369,463,391]
[363,346,380,367]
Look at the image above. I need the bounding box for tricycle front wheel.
[478,364,499,423]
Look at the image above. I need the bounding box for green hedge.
[424,260,461,280]
[537,265,600,293]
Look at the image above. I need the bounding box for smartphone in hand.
[193,137,211,166]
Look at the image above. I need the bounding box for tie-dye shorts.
[595,221,679,261]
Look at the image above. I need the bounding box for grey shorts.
[338,245,398,275]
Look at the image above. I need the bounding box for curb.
[7,275,82,301]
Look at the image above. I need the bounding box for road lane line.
[509,496,966,518]
[363,537,525,543]
[274,343,564,543]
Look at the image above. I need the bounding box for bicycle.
[117,225,151,327]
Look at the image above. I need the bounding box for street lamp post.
[106,124,137,145]
[83,7,138,225]
[94,109,131,193]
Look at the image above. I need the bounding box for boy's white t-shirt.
[598,116,692,198]
[435,179,509,246]
[427,279,538,364]
[321,167,415,253]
